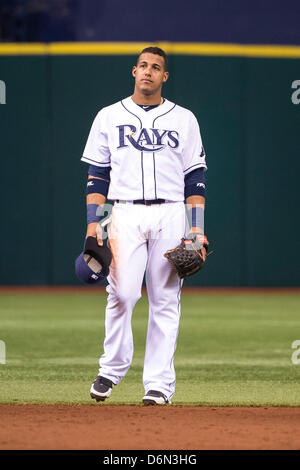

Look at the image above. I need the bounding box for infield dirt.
[0,404,300,450]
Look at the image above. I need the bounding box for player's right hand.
[85,222,103,246]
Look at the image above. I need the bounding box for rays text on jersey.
[117,124,179,152]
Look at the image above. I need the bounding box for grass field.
[0,290,300,406]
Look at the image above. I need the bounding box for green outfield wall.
[1,48,299,286]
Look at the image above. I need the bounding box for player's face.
[132,53,169,96]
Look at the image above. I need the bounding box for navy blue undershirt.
[137,98,165,111]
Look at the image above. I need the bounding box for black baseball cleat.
[90,375,114,402]
[142,390,170,405]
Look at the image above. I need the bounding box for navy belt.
[116,199,166,205]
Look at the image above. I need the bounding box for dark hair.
[137,46,168,71]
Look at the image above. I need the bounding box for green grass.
[0,291,300,406]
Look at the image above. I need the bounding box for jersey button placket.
[141,114,156,201]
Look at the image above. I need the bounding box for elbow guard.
[87,164,111,197]
[88,164,111,180]
[184,167,206,199]
[86,178,109,197]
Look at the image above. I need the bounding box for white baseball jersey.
[81,96,207,201]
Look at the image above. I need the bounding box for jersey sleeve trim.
[183,162,207,175]
[81,156,111,167]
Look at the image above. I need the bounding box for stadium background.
[0,0,300,288]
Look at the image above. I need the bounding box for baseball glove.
[164,234,209,278]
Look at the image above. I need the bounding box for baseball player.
[81,46,208,405]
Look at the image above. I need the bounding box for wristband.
[87,204,104,225]
[187,206,204,232]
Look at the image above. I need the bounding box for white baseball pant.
[98,200,186,401]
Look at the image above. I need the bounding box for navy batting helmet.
[75,236,112,284]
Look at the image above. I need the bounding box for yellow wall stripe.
[0,43,48,54]
[1,42,300,58]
